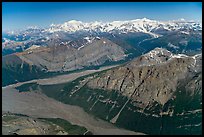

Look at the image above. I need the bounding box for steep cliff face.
[85,49,201,134]
[87,48,202,107]
[37,48,201,135]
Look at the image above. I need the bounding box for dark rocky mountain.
[139,30,202,55]
[32,48,202,135]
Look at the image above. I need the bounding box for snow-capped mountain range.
[2,18,202,57]
[5,18,201,36]
[45,18,201,36]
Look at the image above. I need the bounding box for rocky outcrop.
[88,48,202,107]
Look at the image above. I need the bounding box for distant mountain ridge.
[3,18,201,56]
[46,18,201,35]
[5,18,201,36]
[2,18,202,86]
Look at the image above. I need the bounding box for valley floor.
[3,65,119,88]
[2,65,145,135]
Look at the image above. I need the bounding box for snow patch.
[180,31,189,35]
[77,44,85,50]
[96,36,101,40]
[84,37,91,43]
[84,36,95,43]
[171,54,189,58]
[26,45,40,51]
[168,43,179,49]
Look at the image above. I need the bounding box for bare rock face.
[87,48,202,107]
[13,37,126,72]
[2,37,126,86]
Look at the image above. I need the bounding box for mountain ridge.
[34,47,202,135]
[4,18,202,34]
[43,18,202,35]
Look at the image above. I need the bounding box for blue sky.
[2,2,202,31]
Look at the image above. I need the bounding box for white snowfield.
[142,47,201,68]
[45,18,202,35]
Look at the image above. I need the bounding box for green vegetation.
[2,113,29,122]
[12,113,29,117]
[3,112,92,135]
[38,118,91,135]
[15,82,38,92]
[2,115,18,122]
[2,63,47,87]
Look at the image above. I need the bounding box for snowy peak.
[45,18,202,35]
[131,47,202,68]
[143,47,197,60]
[140,17,152,22]
[67,20,83,24]
[140,48,173,65]
[145,47,173,59]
